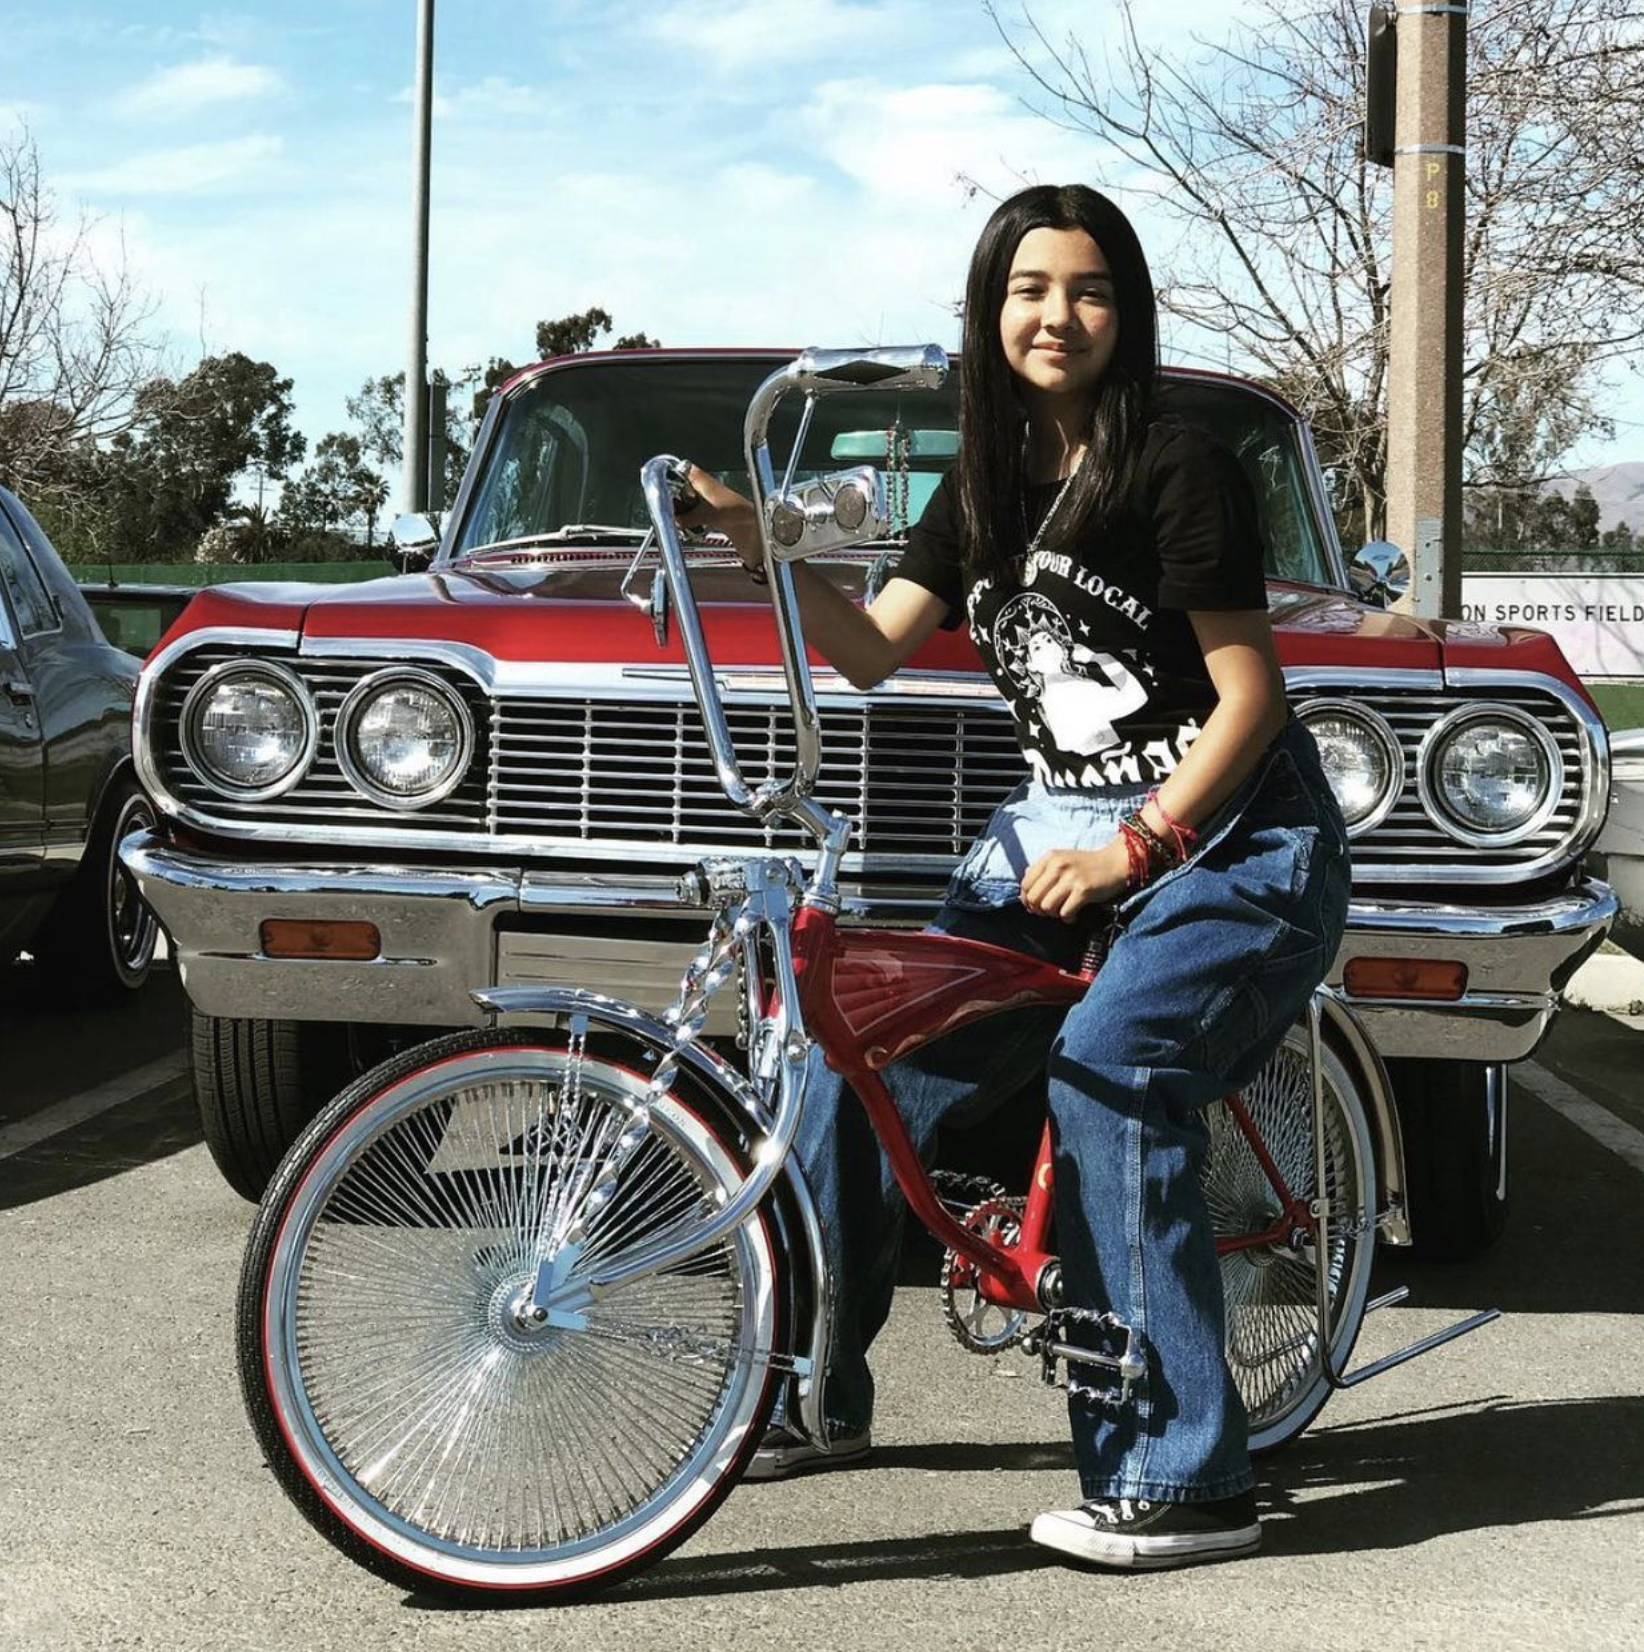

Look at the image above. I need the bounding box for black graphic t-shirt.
[895,420,1270,788]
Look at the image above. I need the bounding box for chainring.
[939,1196,1031,1354]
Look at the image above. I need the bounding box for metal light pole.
[402,0,435,513]
[1383,1,1467,618]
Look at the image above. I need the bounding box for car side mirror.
[387,512,439,573]
[1350,539,1410,608]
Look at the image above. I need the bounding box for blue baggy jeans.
[794,717,1351,1502]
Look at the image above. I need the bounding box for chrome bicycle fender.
[1314,985,1411,1245]
[471,983,834,1444]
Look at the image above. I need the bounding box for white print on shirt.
[991,592,1150,755]
[1026,720,1205,789]
[1023,549,1154,628]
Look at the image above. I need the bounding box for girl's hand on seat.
[1021,841,1130,920]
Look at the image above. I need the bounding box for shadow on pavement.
[0,962,198,1209]
[589,1395,1644,1601]
[1264,1393,1644,1554]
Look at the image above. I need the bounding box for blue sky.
[6,1,1640,476]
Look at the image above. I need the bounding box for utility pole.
[1382,2,1467,617]
[403,0,435,514]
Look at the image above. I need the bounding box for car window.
[452,359,1341,589]
[0,503,58,637]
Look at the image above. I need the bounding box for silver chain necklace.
[1021,462,1080,570]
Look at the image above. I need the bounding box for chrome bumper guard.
[123,830,1616,1061]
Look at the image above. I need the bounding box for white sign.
[1460,574,1644,679]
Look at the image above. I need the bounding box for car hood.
[164,563,1584,690]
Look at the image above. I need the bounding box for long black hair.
[955,183,1158,585]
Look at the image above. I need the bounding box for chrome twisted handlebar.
[638,344,949,893]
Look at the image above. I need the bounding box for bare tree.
[991,0,1644,544]
[0,127,164,500]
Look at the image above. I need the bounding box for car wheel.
[32,777,160,1003]
[1386,1057,1508,1261]
[191,1012,359,1201]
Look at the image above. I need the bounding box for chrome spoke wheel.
[1204,1025,1374,1453]
[243,1033,780,1599]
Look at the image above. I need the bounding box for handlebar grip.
[666,459,702,518]
[790,344,948,396]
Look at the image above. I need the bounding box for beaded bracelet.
[1145,790,1199,862]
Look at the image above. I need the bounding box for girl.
[680,182,1349,1571]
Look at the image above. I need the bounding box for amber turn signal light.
[1342,957,1468,1001]
[260,919,381,961]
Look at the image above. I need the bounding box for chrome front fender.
[471,983,835,1445]
[1317,985,1410,1246]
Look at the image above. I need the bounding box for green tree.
[475,307,660,419]
[276,431,389,556]
[1569,482,1601,549]
[346,369,471,504]
[96,352,305,561]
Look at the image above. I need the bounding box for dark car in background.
[0,484,158,1001]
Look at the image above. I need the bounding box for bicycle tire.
[237,1027,782,1604]
[1204,1024,1375,1454]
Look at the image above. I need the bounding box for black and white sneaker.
[1030,1491,1261,1570]
[742,1423,872,1482]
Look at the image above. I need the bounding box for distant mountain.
[1547,462,1644,533]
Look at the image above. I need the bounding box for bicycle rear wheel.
[238,1028,781,1604]
[1204,1024,1375,1454]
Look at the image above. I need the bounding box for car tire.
[1386,1057,1508,1261]
[32,777,160,1004]
[192,1013,357,1201]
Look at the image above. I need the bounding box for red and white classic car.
[122,349,1616,1259]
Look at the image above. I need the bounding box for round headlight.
[1423,709,1560,843]
[182,664,314,798]
[338,672,472,808]
[1298,703,1401,835]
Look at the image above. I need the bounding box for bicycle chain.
[930,1170,1018,1211]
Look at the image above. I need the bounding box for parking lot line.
[0,1052,188,1161]
[1517,1059,1644,1178]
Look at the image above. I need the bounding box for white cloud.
[645,0,905,71]
[65,134,283,197]
[406,76,548,122]
[116,56,282,120]
[800,79,1101,205]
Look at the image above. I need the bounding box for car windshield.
[450,355,1341,588]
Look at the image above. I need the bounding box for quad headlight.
[181,663,316,799]
[336,670,473,809]
[1420,706,1561,844]
[1297,701,1402,836]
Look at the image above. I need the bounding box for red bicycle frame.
[788,903,1316,1317]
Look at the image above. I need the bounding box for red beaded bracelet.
[1145,790,1199,861]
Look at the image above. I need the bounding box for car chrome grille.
[147,650,1596,881]
[1327,685,1588,876]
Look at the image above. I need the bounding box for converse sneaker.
[1030,1490,1261,1570]
[742,1423,872,1481]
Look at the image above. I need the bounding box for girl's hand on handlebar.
[1020,841,1130,921]
[673,465,762,569]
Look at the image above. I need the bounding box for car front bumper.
[123,831,1617,1062]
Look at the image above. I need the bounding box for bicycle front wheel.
[238,1028,782,1604]
[1205,1023,1375,1454]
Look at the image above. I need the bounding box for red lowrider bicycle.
[236,348,1494,1603]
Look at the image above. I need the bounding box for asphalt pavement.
[2,960,1642,1652]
